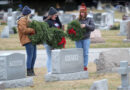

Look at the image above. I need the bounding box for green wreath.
[67,20,86,41]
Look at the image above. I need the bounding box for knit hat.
[80,3,87,13]
[22,6,31,15]
[48,7,58,15]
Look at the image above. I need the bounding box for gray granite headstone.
[95,49,130,73]
[1,26,9,38]
[7,8,12,16]
[123,21,130,42]
[119,20,130,36]
[32,15,43,22]
[2,77,33,88]
[45,71,88,82]
[0,53,26,81]
[0,82,5,90]
[59,14,74,25]
[52,48,84,74]
[93,13,102,26]
[97,1,103,10]
[7,16,14,34]
[90,79,108,90]
[45,48,89,82]
[0,11,4,20]
[12,11,18,26]
[117,61,130,90]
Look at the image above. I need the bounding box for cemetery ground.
[1,26,129,90]
[6,63,121,90]
[1,49,125,90]
[0,10,129,90]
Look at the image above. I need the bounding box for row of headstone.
[0,8,22,38]
[0,53,33,89]
[45,48,89,82]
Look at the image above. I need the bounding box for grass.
[6,63,121,90]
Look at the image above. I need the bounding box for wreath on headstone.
[67,20,86,41]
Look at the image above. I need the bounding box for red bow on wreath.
[58,37,66,48]
[68,28,76,36]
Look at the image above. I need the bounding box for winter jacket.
[17,17,35,46]
[79,17,95,39]
[43,16,62,28]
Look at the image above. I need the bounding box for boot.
[31,68,36,76]
[27,69,33,76]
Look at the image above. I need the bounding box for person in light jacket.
[17,6,37,76]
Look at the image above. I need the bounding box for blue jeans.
[75,39,90,67]
[43,43,52,72]
[24,43,37,69]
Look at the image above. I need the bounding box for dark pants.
[24,43,37,69]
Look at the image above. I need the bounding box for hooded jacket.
[17,16,35,46]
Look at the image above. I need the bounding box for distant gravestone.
[0,11,4,20]
[95,49,130,73]
[1,26,9,38]
[125,6,130,15]
[7,8,12,16]
[0,53,26,80]
[45,48,89,82]
[31,9,35,15]
[90,29,105,43]
[12,11,18,26]
[119,20,130,36]
[90,79,108,90]
[0,82,5,90]
[32,15,43,22]
[3,12,8,22]
[117,61,130,90]
[7,16,14,34]
[93,13,102,26]
[97,1,103,10]
[93,12,114,29]
[123,21,130,42]
[59,14,74,25]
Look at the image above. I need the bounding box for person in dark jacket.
[43,7,62,74]
[76,3,95,71]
